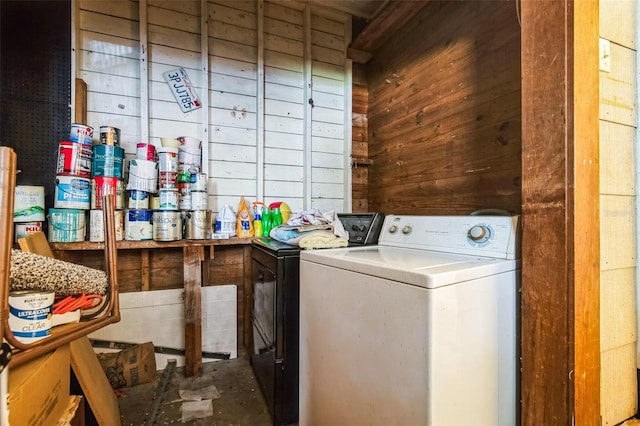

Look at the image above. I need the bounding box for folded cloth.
[298,230,348,249]
[282,209,348,239]
[270,228,348,249]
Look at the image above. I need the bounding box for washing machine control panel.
[381,215,520,259]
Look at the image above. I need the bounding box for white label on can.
[9,292,54,343]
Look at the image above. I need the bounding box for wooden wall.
[365,1,521,215]
[351,62,368,212]
[599,0,638,423]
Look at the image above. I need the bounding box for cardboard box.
[9,344,71,426]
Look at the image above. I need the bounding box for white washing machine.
[299,215,520,426]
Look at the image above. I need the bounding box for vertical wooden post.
[521,0,600,423]
[184,246,204,377]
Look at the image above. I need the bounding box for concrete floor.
[117,349,272,425]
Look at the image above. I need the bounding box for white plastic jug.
[216,204,237,236]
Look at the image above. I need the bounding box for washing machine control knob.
[389,225,398,234]
[468,225,490,243]
[402,225,412,235]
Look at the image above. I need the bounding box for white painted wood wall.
[599,0,638,423]
[74,0,351,216]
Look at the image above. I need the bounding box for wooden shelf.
[50,237,254,251]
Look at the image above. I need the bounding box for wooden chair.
[0,146,121,367]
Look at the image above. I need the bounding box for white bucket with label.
[152,210,183,241]
[158,189,179,210]
[127,159,158,193]
[14,221,43,243]
[157,147,179,173]
[190,191,208,210]
[89,209,124,242]
[48,208,86,242]
[9,291,55,343]
[54,175,91,209]
[14,185,45,222]
[125,209,153,241]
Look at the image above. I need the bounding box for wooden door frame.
[521,0,600,424]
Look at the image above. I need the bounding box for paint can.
[48,208,86,242]
[157,147,179,172]
[152,210,182,241]
[69,124,94,146]
[56,141,92,178]
[178,136,201,151]
[91,177,124,210]
[14,221,43,243]
[89,209,124,242]
[178,150,201,173]
[189,172,207,192]
[158,189,179,210]
[184,210,212,240]
[128,190,150,209]
[92,145,125,178]
[100,126,121,146]
[178,194,191,210]
[9,291,55,343]
[124,209,153,241]
[190,191,208,210]
[54,175,91,209]
[136,143,156,161]
[158,171,178,189]
[126,159,158,193]
[14,185,45,222]
[150,194,160,210]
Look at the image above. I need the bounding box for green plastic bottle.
[272,207,282,227]
[261,206,272,237]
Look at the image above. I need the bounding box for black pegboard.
[0,0,71,212]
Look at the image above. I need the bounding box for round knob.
[359,225,366,231]
[402,225,412,235]
[389,225,398,234]
[352,224,358,231]
[468,225,488,242]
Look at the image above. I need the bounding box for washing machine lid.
[300,245,519,289]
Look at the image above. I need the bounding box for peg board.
[0,0,71,211]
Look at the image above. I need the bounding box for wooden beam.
[520,0,600,424]
[349,0,430,63]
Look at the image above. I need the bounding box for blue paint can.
[92,145,125,178]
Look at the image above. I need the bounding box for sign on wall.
[163,68,201,113]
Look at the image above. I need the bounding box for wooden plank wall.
[365,1,521,215]
[76,0,351,215]
[599,0,638,423]
[351,63,368,212]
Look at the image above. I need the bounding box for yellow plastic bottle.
[236,196,254,237]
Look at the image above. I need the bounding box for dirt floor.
[116,349,272,425]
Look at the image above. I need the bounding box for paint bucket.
[54,175,91,209]
[157,147,179,172]
[178,194,191,210]
[150,194,160,210]
[125,209,153,241]
[92,145,125,178]
[69,124,94,146]
[136,143,156,161]
[14,221,43,243]
[9,291,55,343]
[89,209,124,242]
[184,210,212,240]
[178,149,201,173]
[158,189,179,210]
[91,177,124,210]
[178,136,202,151]
[158,171,178,189]
[48,208,86,242]
[56,141,92,178]
[100,126,121,146]
[189,172,207,192]
[152,210,183,241]
[14,185,45,222]
[128,190,150,209]
[190,191,208,210]
[126,159,158,193]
